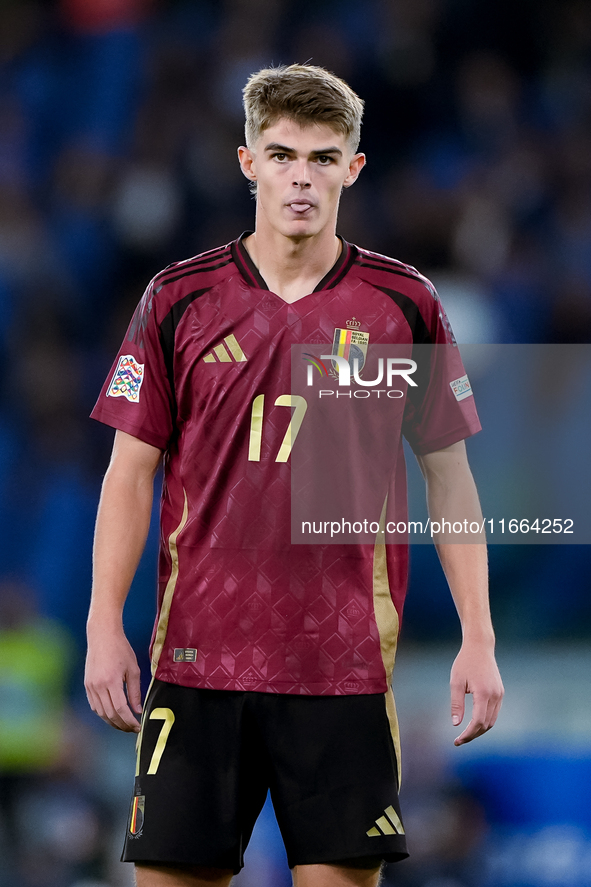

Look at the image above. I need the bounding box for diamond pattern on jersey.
[273,593,304,621]
[322,634,349,662]
[155,543,387,694]
[244,594,266,618]
[92,237,480,696]
[306,596,334,625]
[159,297,383,691]
[343,601,365,623]
[355,637,380,663]
[340,673,364,693]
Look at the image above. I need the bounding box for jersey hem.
[154,669,389,696]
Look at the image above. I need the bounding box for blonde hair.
[243,64,364,151]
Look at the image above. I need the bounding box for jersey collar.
[231,232,357,293]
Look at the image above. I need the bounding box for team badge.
[128,794,145,836]
[450,374,473,401]
[331,319,369,375]
[107,355,145,403]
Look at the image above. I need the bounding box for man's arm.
[416,440,504,746]
[85,429,162,733]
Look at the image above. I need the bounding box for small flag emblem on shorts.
[129,794,145,836]
[107,355,145,403]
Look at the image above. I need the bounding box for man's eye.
[273,153,288,161]
[317,155,334,165]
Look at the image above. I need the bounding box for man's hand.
[418,443,504,746]
[85,625,142,732]
[85,431,161,732]
[450,642,504,746]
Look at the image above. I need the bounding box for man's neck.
[243,225,341,304]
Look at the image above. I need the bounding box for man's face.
[238,119,365,241]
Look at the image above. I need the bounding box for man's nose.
[292,160,311,187]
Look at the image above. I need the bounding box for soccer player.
[85,65,503,887]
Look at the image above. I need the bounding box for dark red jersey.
[91,235,480,695]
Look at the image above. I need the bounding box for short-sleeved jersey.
[92,234,480,696]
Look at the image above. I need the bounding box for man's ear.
[238,146,257,182]
[343,152,366,188]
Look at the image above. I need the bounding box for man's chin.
[280,218,323,241]
[261,212,329,241]
[285,229,315,243]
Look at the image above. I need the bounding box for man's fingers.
[86,686,102,720]
[86,680,141,732]
[454,695,484,745]
[488,693,503,731]
[454,689,503,745]
[454,717,489,745]
[126,667,143,715]
[88,688,125,732]
[449,646,504,746]
[450,677,466,727]
[106,686,141,732]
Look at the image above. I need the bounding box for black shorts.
[122,680,408,873]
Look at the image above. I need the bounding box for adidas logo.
[203,334,247,363]
[366,805,405,837]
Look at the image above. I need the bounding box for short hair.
[243,64,364,152]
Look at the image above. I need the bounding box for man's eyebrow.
[264,142,295,153]
[310,147,343,156]
[263,142,343,157]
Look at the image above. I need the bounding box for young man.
[85,65,503,887]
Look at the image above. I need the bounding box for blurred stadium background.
[0,0,590,884]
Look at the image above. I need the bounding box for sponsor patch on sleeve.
[107,355,145,403]
[450,374,473,401]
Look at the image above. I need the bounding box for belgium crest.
[330,318,369,375]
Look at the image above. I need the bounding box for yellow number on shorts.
[146,707,175,775]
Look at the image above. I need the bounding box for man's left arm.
[416,440,504,746]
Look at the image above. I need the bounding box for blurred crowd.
[0,0,590,884]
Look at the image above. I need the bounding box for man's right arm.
[85,429,162,733]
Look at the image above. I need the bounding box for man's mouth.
[286,200,315,214]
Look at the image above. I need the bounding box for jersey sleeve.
[90,280,174,450]
[402,284,481,455]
